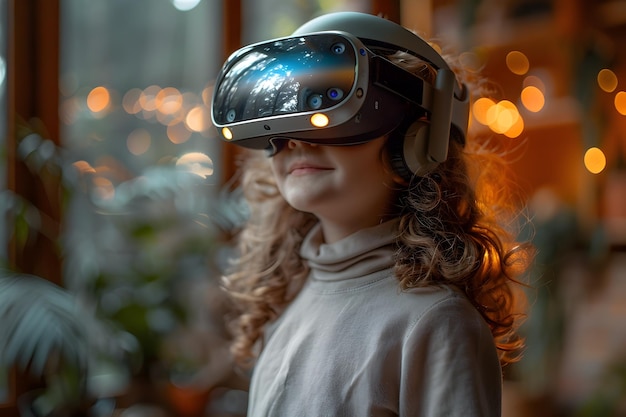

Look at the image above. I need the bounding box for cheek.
[342,150,390,187]
[338,150,397,205]
[268,156,285,186]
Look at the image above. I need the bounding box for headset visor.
[213,34,359,125]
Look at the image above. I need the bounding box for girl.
[214,11,532,417]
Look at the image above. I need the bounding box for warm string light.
[63,84,217,155]
[584,147,607,174]
[614,91,626,115]
[520,86,545,113]
[506,51,530,75]
[71,150,215,203]
[86,86,111,114]
[472,50,547,138]
[473,49,614,175]
[473,97,525,138]
[62,82,217,203]
[175,152,214,178]
[597,68,618,93]
[583,66,624,175]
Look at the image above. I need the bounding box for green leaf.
[0,272,88,378]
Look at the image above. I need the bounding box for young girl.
[213,11,531,417]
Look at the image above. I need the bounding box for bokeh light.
[598,69,618,93]
[139,85,161,112]
[127,128,152,156]
[167,121,193,144]
[473,97,524,138]
[503,113,524,138]
[0,57,5,88]
[185,105,210,132]
[171,0,201,11]
[472,97,497,125]
[176,152,214,178]
[72,160,96,175]
[523,75,546,92]
[156,87,183,115]
[506,51,530,75]
[123,88,143,115]
[614,91,626,115]
[87,86,111,113]
[92,176,115,200]
[487,100,520,134]
[584,147,607,174]
[521,85,545,112]
[201,85,213,106]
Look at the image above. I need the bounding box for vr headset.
[211,12,470,177]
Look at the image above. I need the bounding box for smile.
[288,166,332,176]
[287,160,333,176]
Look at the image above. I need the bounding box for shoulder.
[374,283,492,347]
[397,286,503,417]
[401,285,493,347]
[396,284,475,321]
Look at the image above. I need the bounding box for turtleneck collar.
[300,219,400,282]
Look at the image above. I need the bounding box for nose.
[269,138,318,156]
[287,139,318,150]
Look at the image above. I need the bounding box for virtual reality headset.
[211,12,470,165]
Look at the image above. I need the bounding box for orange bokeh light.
[122,88,142,115]
[185,106,209,132]
[472,97,496,125]
[127,128,152,156]
[87,86,111,113]
[598,69,618,93]
[614,91,626,115]
[506,51,529,75]
[167,121,193,144]
[521,86,545,112]
[584,147,606,174]
[156,87,183,115]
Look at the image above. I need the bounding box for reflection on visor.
[213,34,357,125]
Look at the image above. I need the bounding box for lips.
[287,160,332,176]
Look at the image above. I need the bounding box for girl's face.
[269,137,399,243]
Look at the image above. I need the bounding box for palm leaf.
[0,270,88,377]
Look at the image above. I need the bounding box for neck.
[318,215,391,244]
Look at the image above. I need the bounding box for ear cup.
[388,120,439,181]
[387,132,413,182]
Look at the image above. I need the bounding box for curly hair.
[223,48,532,369]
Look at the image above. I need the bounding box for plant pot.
[165,382,211,417]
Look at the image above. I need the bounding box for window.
[242,0,372,43]
[57,0,228,397]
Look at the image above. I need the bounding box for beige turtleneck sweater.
[247,220,502,417]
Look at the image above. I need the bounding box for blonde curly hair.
[223,49,532,369]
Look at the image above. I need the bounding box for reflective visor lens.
[212,34,357,125]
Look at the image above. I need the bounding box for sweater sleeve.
[399,294,503,417]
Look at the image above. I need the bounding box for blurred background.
[1,0,625,416]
